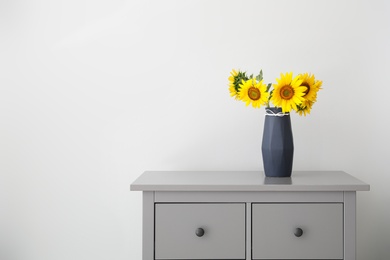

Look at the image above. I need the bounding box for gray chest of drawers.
[130,171,369,260]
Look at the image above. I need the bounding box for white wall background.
[0,0,388,259]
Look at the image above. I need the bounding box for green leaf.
[266,83,272,92]
[258,70,264,81]
[269,89,274,100]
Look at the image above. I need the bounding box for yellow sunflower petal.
[238,78,269,109]
[271,72,308,113]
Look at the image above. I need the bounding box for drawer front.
[155,203,246,259]
[252,203,343,259]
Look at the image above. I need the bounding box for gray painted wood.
[246,202,251,260]
[155,191,344,203]
[252,203,343,259]
[344,191,357,260]
[131,171,370,191]
[154,203,246,259]
[142,192,154,260]
[131,171,369,260]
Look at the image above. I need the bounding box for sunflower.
[299,73,322,103]
[271,72,306,113]
[228,69,239,98]
[238,78,269,108]
[297,100,314,116]
[228,69,249,99]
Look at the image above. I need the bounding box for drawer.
[252,203,343,259]
[155,203,246,259]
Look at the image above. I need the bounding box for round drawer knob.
[195,228,205,237]
[294,228,303,237]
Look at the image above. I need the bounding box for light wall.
[1,0,388,259]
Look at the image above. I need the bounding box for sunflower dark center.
[280,85,294,100]
[248,87,261,101]
[301,82,310,96]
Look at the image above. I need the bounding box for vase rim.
[265,107,290,116]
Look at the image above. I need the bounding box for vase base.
[264,173,292,178]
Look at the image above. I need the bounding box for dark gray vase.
[261,107,294,177]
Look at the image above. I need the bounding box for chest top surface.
[130,171,370,192]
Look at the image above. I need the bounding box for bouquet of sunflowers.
[228,69,322,115]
